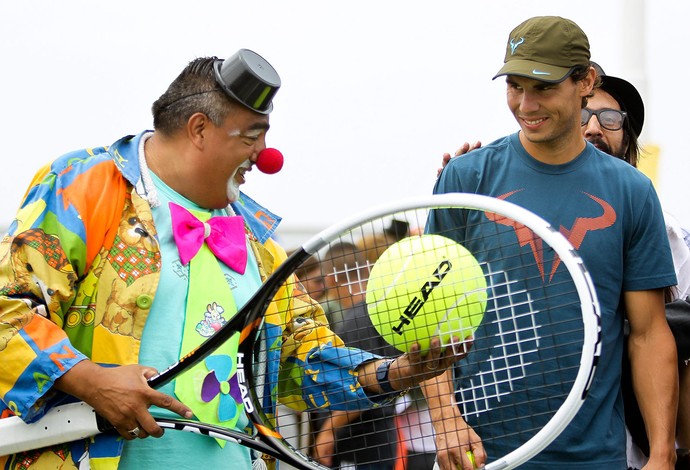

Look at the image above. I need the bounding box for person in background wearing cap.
[425,16,678,469]
[0,51,461,470]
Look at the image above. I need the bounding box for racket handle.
[0,402,103,456]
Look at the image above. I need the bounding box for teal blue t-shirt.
[120,172,262,469]
[429,133,676,469]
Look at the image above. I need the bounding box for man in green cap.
[424,16,678,469]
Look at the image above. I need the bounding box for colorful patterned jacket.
[0,132,379,469]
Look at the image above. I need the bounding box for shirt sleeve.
[0,164,89,422]
[257,239,384,413]
[624,181,677,291]
[272,278,383,412]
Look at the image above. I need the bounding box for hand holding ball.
[256,148,284,174]
[366,234,487,354]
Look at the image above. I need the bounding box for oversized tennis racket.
[0,193,600,470]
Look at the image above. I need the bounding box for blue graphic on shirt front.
[201,355,243,422]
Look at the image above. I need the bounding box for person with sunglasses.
[581,62,644,167]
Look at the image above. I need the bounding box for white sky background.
[1,0,688,250]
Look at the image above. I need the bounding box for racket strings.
[324,260,373,297]
[448,251,585,453]
[242,204,592,469]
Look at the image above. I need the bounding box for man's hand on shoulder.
[437,141,482,178]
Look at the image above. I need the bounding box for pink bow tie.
[169,202,248,274]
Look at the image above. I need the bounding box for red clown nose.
[256,148,284,174]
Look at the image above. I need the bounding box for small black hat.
[214,49,281,115]
[591,61,645,138]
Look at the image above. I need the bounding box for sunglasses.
[581,108,627,131]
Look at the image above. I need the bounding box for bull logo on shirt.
[486,190,616,282]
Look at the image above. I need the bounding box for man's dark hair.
[571,63,601,109]
[619,115,641,167]
[151,57,237,135]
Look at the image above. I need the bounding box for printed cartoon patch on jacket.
[97,275,155,338]
[107,215,159,286]
[6,443,79,470]
[97,201,160,339]
[0,228,77,314]
[0,313,30,352]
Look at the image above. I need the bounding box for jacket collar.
[108,131,281,244]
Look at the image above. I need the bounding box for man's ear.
[186,112,210,149]
[580,66,596,97]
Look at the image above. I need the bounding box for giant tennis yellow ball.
[366,234,487,354]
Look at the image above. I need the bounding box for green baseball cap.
[494,16,591,83]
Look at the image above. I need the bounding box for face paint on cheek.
[226,160,251,203]
[226,177,241,203]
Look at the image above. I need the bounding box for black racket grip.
[96,413,116,433]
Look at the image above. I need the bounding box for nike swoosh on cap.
[532,70,551,75]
